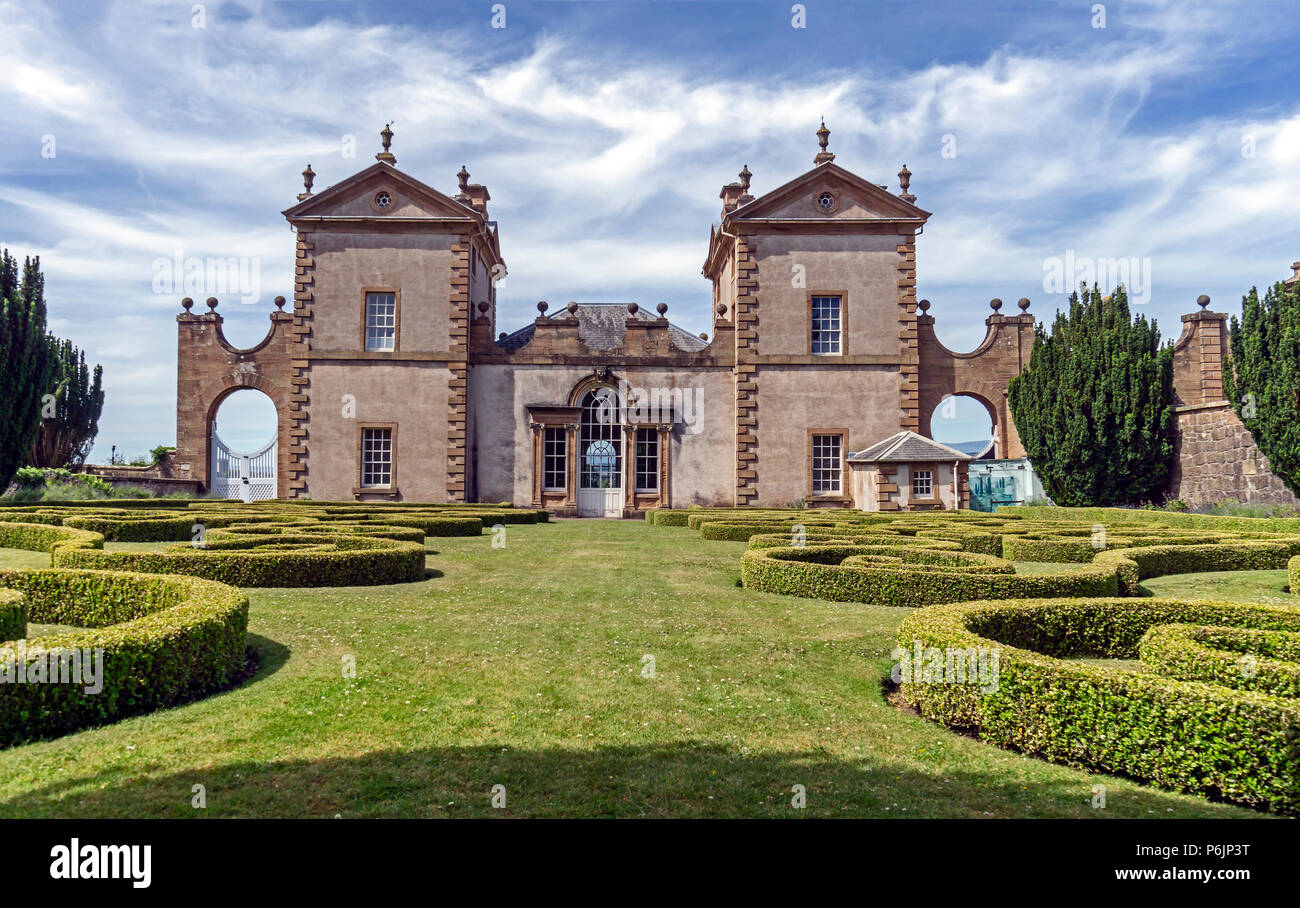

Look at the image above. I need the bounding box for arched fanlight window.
[579,387,622,489]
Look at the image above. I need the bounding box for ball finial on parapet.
[918,298,931,313]
[627,302,639,314]
[274,296,286,309]
[537,300,548,315]
[206,297,219,311]
[181,297,194,311]
[566,301,578,314]
[1017,297,1031,312]
[656,302,668,316]
[1197,294,1210,309]
[989,298,1002,312]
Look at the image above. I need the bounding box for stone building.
[170,125,1295,512]
[847,431,972,511]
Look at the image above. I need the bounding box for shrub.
[741,544,1118,607]
[51,532,425,587]
[1291,554,1300,594]
[1139,623,1300,699]
[897,597,1300,814]
[1096,539,1300,595]
[0,589,25,642]
[0,521,102,553]
[0,568,248,746]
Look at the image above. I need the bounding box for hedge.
[50,532,426,587]
[1096,539,1300,595]
[1139,623,1300,699]
[1291,555,1300,594]
[0,590,25,643]
[0,521,103,554]
[897,597,1300,814]
[0,568,248,747]
[741,544,1118,607]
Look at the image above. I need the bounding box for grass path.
[0,521,1280,818]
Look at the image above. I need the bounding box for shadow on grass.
[0,742,1261,819]
[247,633,290,680]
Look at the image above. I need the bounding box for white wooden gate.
[210,426,277,501]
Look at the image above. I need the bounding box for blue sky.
[3,0,1300,455]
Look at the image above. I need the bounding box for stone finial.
[499,332,507,341]
[898,164,916,204]
[297,164,315,201]
[566,301,579,314]
[918,298,931,313]
[181,297,194,311]
[736,164,754,205]
[274,295,286,309]
[989,298,1003,312]
[656,302,668,316]
[206,297,219,311]
[627,302,639,314]
[1197,294,1211,309]
[477,301,490,314]
[717,303,728,316]
[1017,297,1031,311]
[376,123,395,164]
[699,332,709,341]
[537,300,548,314]
[814,119,835,165]
[457,165,470,193]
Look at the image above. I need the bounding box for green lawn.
[0,520,1282,818]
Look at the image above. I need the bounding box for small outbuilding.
[847,431,972,511]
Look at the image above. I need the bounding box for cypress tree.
[0,250,57,490]
[1008,284,1175,506]
[28,337,105,469]
[1223,280,1300,496]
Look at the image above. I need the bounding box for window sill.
[353,486,400,500]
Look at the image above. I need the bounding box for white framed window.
[635,427,659,492]
[361,427,393,487]
[811,295,842,355]
[811,433,842,494]
[365,292,396,351]
[543,427,567,491]
[912,469,933,498]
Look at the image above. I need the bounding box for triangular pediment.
[729,162,930,223]
[282,162,479,221]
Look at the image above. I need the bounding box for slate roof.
[847,430,973,463]
[496,303,709,353]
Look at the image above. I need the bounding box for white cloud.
[1,0,1297,460]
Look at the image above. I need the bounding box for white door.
[577,388,623,517]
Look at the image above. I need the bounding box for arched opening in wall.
[210,388,278,501]
[928,394,997,458]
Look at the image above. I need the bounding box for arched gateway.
[915,296,1037,460]
[174,296,297,499]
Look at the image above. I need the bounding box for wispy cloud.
[2,0,1297,455]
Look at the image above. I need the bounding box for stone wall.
[1169,402,1298,506]
[1166,300,1298,507]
